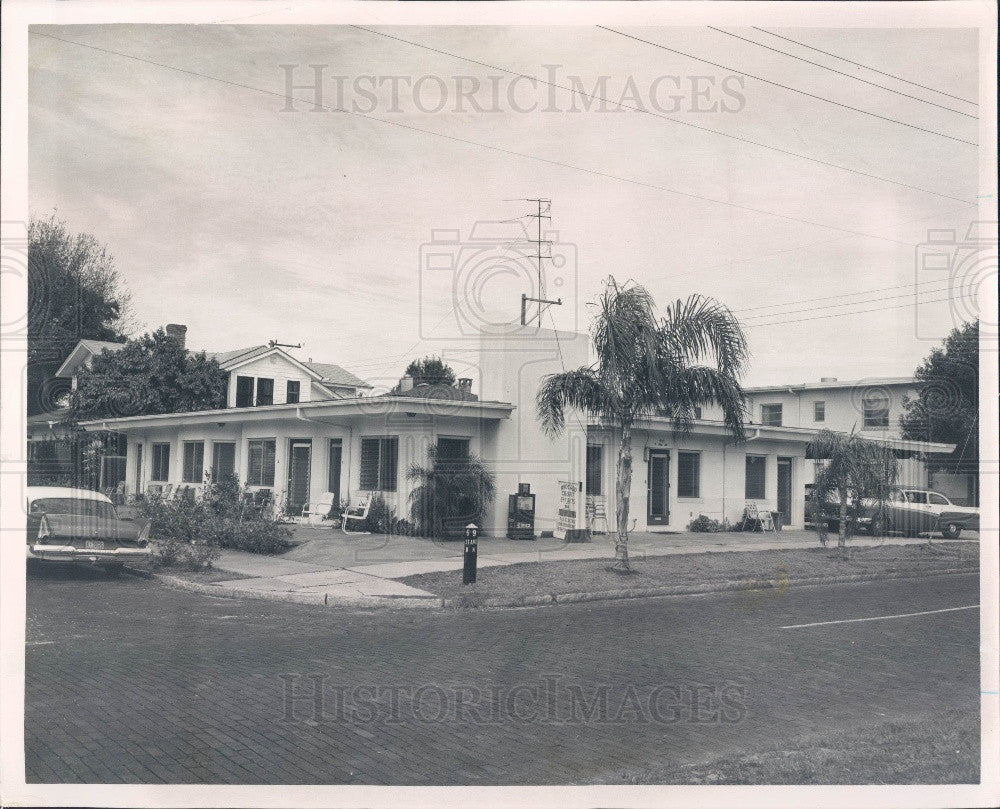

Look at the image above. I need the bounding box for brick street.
[25,568,979,784]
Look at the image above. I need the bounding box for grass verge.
[596,709,979,784]
[400,542,978,606]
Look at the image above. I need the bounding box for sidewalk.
[186,528,967,607]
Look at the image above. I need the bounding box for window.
[235,376,254,408]
[905,490,928,505]
[256,377,274,407]
[677,452,701,498]
[814,401,825,422]
[586,445,603,496]
[247,439,276,487]
[286,380,301,404]
[760,403,782,427]
[437,437,471,461]
[360,437,398,491]
[182,441,205,483]
[862,395,890,429]
[151,443,170,481]
[745,455,766,500]
[212,442,236,480]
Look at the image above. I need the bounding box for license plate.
[85,540,106,550]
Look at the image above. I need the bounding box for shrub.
[688,514,724,533]
[406,447,496,538]
[361,494,417,536]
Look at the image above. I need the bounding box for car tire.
[941,522,962,540]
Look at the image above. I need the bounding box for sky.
[28,25,982,392]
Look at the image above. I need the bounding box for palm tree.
[407,447,496,538]
[536,278,749,572]
[809,429,898,555]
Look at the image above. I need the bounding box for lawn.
[595,709,980,784]
[400,542,979,605]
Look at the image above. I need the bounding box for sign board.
[554,480,580,540]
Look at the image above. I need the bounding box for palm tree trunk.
[613,424,633,572]
[838,488,849,559]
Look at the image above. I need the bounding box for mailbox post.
[463,523,479,585]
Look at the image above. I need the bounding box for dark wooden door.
[286,440,312,516]
[777,458,792,523]
[647,451,670,525]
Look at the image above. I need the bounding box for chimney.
[457,378,472,393]
[399,375,414,392]
[165,324,187,349]
[820,377,838,383]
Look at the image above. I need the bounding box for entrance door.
[777,457,793,524]
[286,440,312,516]
[134,443,144,496]
[328,439,342,504]
[647,451,670,525]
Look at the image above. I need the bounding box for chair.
[744,502,775,533]
[586,496,610,535]
[341,494,372,535]
[302,492,337,526]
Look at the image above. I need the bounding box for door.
[647,451,670,525]
[777,458,792,524]
[286,440,312,516]
[134,443,144,496]
[328,440,342,505]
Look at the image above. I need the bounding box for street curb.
[439,566,979,610]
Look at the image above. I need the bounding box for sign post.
[463,523,479,585]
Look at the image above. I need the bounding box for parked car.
[816,486,979,539]
[26,486,152,572]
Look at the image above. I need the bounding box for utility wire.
[740,284,953,321]
[29,30,921,247]
[352,25,969,204]
[707,27,976,118]
[732,277,956,315]
[752,27,978,106]
[598,26,977,146]
[744,294,956,327]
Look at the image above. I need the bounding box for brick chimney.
[165,324,187,349]
[399,375,414,392]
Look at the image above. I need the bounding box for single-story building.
[77,326,955,536]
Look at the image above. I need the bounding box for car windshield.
[29,497,119,520]
[928,493,951,505]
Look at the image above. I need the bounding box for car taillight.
[36,515,51,542]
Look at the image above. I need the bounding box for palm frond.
[536,367,612,436]
[659,294,750,377]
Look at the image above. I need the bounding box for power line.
[707,27,976,118]
[29,30,922,248]
[732,276,956,315]
[744,294,955,328]
[740,284,953,321]
[352,25,970,204]
[598,26,977,147]
[752,27,978,107]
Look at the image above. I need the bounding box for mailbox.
[506,483,536,540]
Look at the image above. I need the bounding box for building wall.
[225,353,315,407]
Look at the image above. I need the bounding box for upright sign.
[554,480,580,540]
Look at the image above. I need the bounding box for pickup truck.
[812,486,979,539]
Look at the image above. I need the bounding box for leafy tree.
[27,215,134,415]
[900,321,978,487]
[72,329,227,420]
[536,278,749,572]
[809,429,899,555]
[407,446,496,537]
[394,356,456,391]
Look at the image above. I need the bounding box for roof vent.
[457,378,472,392]
[820,377,838,383]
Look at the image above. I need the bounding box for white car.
[26,486,152,571]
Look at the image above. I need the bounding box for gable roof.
[54,339,126,378]
[202,345,271,367]
[305,362,372,389]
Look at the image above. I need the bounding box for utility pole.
[516,198,562,326]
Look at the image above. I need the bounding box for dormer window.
[236,376,254,408]
[256,378,274,406]
[286,380,300,404]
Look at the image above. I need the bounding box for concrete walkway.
[203,527,966,605]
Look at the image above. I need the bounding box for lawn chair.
[302,492,337,526]
[744,502,775,533]
[341,494,372,535]
[586,496,610,535]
